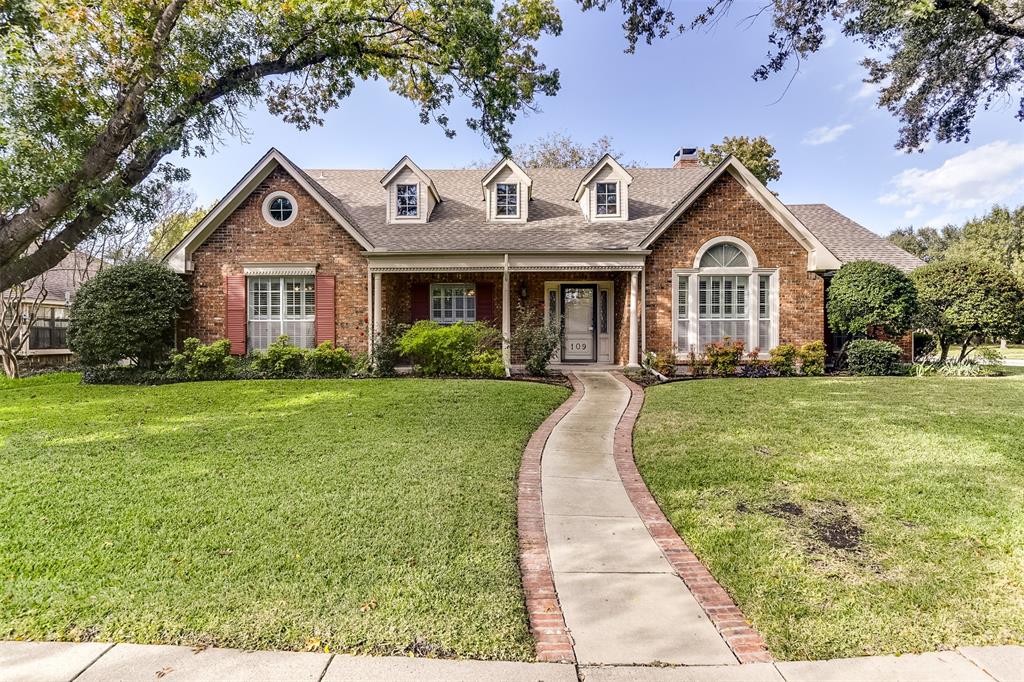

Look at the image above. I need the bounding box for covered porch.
[365,252,647,370]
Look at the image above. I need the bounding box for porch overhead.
[364,250,647,273]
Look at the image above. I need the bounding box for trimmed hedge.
[846,339,903,376]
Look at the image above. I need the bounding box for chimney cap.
[672,146,700,168]
[673,147,698,160]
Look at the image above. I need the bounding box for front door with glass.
[561,284,597,362]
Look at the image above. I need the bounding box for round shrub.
[768,343,798,376]
[397,320,501,376]
[304,341,353,377]
[846,339,903,376]
[250,336,306,376]
[827,261,918,337]
[169,338,235,380]
[797,340,827,376]
[68,261,190,368]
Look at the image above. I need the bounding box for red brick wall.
[644,173,825,353]
[186,167,369,352]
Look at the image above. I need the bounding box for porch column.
[502,255,511,375]
[627,270,640,368]
[372,272,382,343]
[367,266,374,354]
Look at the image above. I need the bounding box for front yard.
[634,375,1024,661]
[0,374,568,660]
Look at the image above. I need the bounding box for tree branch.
[937,0,1024,38]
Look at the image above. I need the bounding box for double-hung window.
[495,183,518,217]
[396,184,418,217]
[29,306,68,350]
[430,283,476,324]
[247,276,315,351]
[595,182,618,215]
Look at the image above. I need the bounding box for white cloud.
[877,141,1024,225]
[852,81,878,100]
[903,205,923,221]
[802,124,854,145]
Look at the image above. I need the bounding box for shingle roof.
[788,204,924,272]
[299,165,922,270]
[21,250,101,303]
[305,166,711,251]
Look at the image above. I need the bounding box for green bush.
[251,336,306,377]
[169,338,235,380]
[469,350,505,378]
[370,319,405,377]
[304,341,352,377]
[768,343,798,376]
[397,321,501,376]
[510,304,560,376]
[642,349,677,378]
[705,338,744,377]
[688,348,709,377]
[68,261,190,368]
[827,260,918,337]
[937,360,981,377]
[846,339,903,376]
[797,340,827,376]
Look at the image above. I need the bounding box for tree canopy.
[887,203,1024,276]
[912,258,1024,361]
[0,0,562,291]
[698,135,781,186]
[583,0,1024,151]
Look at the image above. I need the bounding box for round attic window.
[262,191,297,227]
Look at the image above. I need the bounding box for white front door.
[561,284,597,362]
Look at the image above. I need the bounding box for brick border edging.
[516,373,582,664]
[610,371,773,664]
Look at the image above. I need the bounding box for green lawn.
[0,374,568,660]
[634,376,1024,661]
[979,343,1024,360]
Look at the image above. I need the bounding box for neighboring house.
[163,146,922,367]
[5,250,101,365]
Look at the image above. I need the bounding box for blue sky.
[175,1,1024,236]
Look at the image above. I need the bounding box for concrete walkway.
[3,640,1023,682]
[541,371,735,666]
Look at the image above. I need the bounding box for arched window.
[700,243,748,268]
[673,238,777,356]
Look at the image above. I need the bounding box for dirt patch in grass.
[739,498,864,552]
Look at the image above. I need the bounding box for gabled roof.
[480,158,532,199]
[162,148,373,272]
[638,156,843,271]
[573,154,634,202]
[789,204,924,272]
[379,156,441,203]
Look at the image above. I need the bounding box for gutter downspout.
[502,253,511,377]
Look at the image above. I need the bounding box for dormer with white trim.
[573,154,634,222]
[481,158,532,223]
[380,156,441,224]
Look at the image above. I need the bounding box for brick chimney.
[672,147,699,168]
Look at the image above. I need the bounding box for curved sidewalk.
[540,371,738,666]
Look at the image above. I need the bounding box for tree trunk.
[958,341,972,362]
[939,341,950,363]
[1,351,20,379]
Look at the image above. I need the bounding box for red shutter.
[476,282,495,322]
[224,275,246,355]
[315,274,336,346]
[411,283,430,321]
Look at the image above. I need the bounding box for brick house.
[163,147,922,368]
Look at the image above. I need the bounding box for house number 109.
[570,342,588,351]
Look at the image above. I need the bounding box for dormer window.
[496,183,518,217]
[380,156,440,224]
[574,154,633,222]
[481,158,531,223]
[396,183,418,217]
[596,182,618,216]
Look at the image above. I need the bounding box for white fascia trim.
[162,148,374,273]
[242,262,318,276]
[638,156,843,272]
[379,155,441,203]
[572,154,635,202]
[480,158,533,199]
[366,251,648,273]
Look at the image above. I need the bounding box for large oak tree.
[0,0,561,291]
